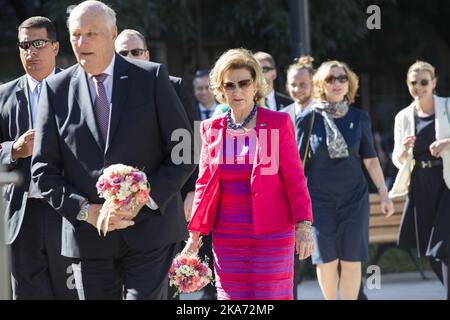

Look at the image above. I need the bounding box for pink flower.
[136,190,149,204]
[188,258,199,267]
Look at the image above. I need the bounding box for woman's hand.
[183,191,195,222]
[430,138,450,158]
[378,186,395,217]
[295,222,315,260]
[398,135,416,164]
[181,232,203,255]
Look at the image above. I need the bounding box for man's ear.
[111,26,118,41]
[53,41,60,56]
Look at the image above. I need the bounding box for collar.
[267,89,276,101]
[198,102,217,112]
[87,54,115,79]
[295,100,314,116]
[26,68,56,93]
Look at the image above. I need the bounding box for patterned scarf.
[314,100,350,159]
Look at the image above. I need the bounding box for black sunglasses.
[223,79,253,91]
[261,66,275,73]
[118,48,146,57]
[325,75,348,84]
[409,79,431,87]
[17,39,55,50]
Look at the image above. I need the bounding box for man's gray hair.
[67,0,116,30]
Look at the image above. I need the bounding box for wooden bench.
[369,193,427,279]
[369,193,404,244]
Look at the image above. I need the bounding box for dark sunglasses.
[17,39,55,50]
[118,48,146,57]
[223,79,253,91]
[325,75,348,84]
[409,79,431,87]
[261,66,275,73]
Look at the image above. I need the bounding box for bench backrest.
[369,194,406,244]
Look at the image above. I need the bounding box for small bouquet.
[168,253,214,297]
[95,164,150,235]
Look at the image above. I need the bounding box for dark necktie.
[202,109,211,120]
[93,73,110,144]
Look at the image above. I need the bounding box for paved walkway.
[181,271,446,300]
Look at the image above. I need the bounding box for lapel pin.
[120,76,128,80]
[260,123,267,127]
[350,122,354,129]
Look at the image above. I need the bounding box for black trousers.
[429,257,450,300]
[73,239,181,300]
[10,199,79,300]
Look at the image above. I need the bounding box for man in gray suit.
[0,16,78,299]
[32,1,195,300]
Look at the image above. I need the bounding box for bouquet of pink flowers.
[95,164,150,235]
[168,253,214,297]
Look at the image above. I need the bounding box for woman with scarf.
[296,60,394,299]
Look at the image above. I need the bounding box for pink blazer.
[188,107,312,235]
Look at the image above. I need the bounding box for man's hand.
[85,204,102,227]
[12,129,35,160]
[94,202,141,235]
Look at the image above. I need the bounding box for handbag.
[301,111,316,172]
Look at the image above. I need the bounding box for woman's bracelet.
[296,221,312,232]
[376,184,388,194]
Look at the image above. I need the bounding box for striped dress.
[212,129,295,300]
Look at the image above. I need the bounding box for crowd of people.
[0,0,449,300]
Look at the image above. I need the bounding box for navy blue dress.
[398,115,450,259]
[297,107,377,264]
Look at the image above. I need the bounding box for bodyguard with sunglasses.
[296,60,394,300]
[390,61,450,299]
[0,16,78,299]
[253,51,293,111]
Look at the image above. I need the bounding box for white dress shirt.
[294,100,315,117]
[26,68,55,127]
[265,90,277,111]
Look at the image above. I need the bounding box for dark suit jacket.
[169,76,199,126]
[0,69,60,245]
[31,54,195,259]
[275,91,293,111]
[169,76,200,199]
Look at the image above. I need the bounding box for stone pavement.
[181,271,446,300]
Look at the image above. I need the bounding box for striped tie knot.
[93,73,107,84]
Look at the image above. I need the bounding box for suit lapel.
[105,54,131,154]
[15,76,32,130]
[71,65,104,151]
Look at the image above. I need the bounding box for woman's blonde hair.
[406,60,437,83]
[313,60,359,104]
[209,48,269,105]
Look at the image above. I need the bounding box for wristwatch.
[76,201,90,221]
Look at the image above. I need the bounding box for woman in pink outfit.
[183,48,314,300]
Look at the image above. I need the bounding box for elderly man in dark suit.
[0,16,78,299]
[31,1,195,300]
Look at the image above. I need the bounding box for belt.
[415,159,443,169]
